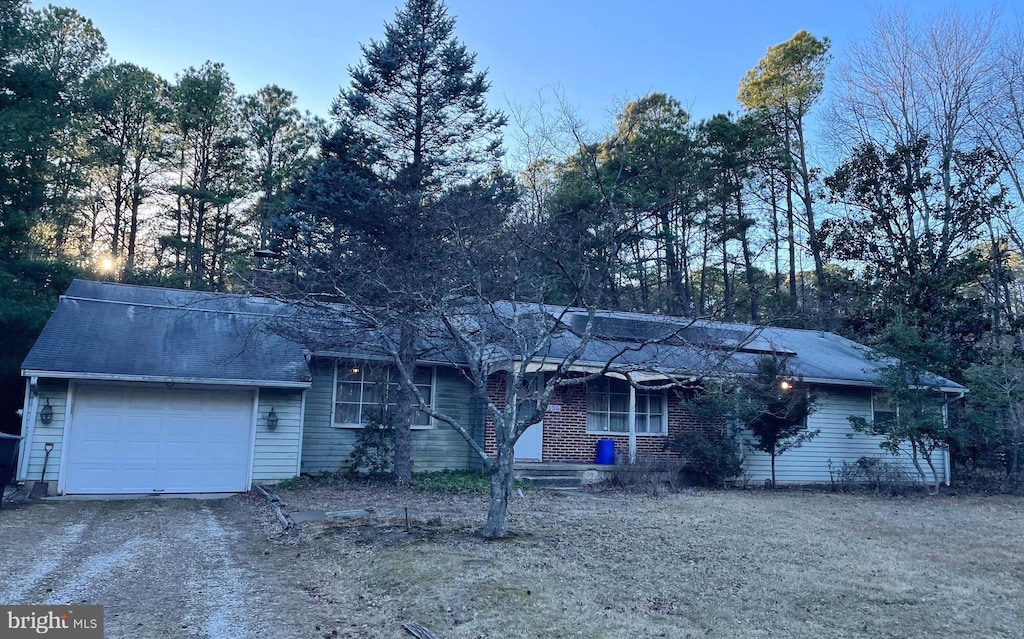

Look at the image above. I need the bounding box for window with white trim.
[333,361,433,428]
[586,377,666,434]
[871,391,897,434]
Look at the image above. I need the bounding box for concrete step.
[516,466,591,477]
[519,474,582,489]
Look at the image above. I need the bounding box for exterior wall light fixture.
[39,399,53,424]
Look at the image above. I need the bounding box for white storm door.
[514,421,543,461]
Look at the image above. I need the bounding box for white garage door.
[65,385,254,494]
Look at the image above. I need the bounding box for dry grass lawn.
[267,485,1024,639]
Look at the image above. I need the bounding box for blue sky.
[41,1,1003,136]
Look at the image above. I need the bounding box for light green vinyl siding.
[253,389,303,482]
[740,386,949,484]
[300,358,484,474]
[22,379,68,483]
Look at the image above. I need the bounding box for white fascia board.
[21,370,311,389]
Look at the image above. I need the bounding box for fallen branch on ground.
[255,484,292,530]
[403,621,443,639]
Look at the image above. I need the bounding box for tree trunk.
[126,199,140,278]
[793,118,825,291]
[681,220,693,316]
[111,160,125,259]
[632,241,649,312]
[125,155,143,279]
[482,445,515,538]
[660,209,689,315]
[907,437,936,495]
[482,370,524,538]
[190,158,208,288]
[770,171,781,295]
[698,226,709,315]
[923,452,940,496]
[786,181,797,310]
[175,138,187,269]
[737,189,758,322]
[721,202,733,319]
[770,450,777,488]
[393,325,416,482]
[784,123,798,310]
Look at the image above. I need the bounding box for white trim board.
[55,381,76,494]
[22,370,310,389]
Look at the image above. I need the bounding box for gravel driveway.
[0,496,322,638]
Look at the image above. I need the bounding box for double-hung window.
[586,377,667,435]
[871,391,897,434]
[333,361,433,428]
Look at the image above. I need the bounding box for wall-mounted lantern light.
[39,399,53,424]
[267,407,279,431]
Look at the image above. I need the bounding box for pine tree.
[288,0,507,482]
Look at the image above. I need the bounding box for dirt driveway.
[0,495,323,639]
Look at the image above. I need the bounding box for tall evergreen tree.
[239,85,320,254]
[87,62,168,277]
[287,0,507,482]
[165,62,246,289]
[739,31,830,299]
[22,6,108,256]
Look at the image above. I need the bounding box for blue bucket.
[595,439,616,465]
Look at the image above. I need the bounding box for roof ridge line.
[71,278,248,297]
[61,295,287,319]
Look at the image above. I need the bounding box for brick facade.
[484,373,719,463]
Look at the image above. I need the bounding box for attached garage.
[64,385,255,494]
[18,280,313,495]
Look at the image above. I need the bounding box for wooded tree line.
[2,1,1023,480]
[0,1,320,385]
[502,9,1024,478]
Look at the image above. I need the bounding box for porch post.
[18,377,38,482]
[942,395,951,486]
[628,382,637,463]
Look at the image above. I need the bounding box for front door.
[515,420,543,461]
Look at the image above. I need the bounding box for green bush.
[608,456,687,496]
[828,457,913,496]
[277,471,348,490]
[668,428,744,486]
[347,410,395,478]
[412,469,531,494]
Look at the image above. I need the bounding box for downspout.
[296,389,307,477]
[941,396,951,487]
[628,383,637,464]
[944,390,965,487]
[18,377,39,482]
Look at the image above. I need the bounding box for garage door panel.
[161,469,237,492]
[70,427,123,462]
[114,468,162,491]
[120,439,161,463]
[126,389,167,409]
[65,386,253,494]
[81,394,125,409]
[70,466,161,493]
[164,416,205,439]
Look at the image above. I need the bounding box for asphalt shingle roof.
[22,280,311,387]
[22,280,965,392]
[556,312,965,391]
